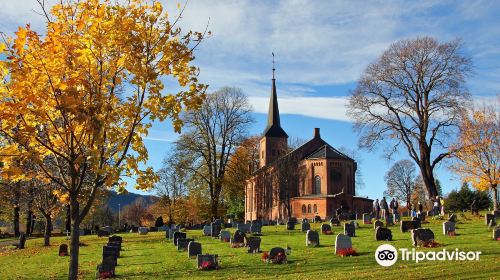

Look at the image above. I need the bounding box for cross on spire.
[272,52,275,79]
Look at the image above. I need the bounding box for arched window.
[302,205,306,213]
[307,204,311,213]
[313,204,317,213]
[314,176,321,194]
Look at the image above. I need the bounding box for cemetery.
[0,212,498,279]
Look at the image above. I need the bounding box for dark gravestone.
[246,236,261,253]
[237,223,250,233]
[344,223,355,237]
[169,229,179,239]
[493,226,500,241]
[485,214,495,226]
[220,230,231,242]
[416,212,426,222]
[59,244,69,256]
[109,235,122,244]
[288,217,298,224]
[306,230,320,247]
[250,224,262,235]
[334,234,352,255]
[106,242,121,257]
[197,254,219,270]
[401,220,421,232]
[177,238,194,251]
[286,221,295,230]
[443,221,456,235]
[188,241,202,258]
[301,221,311,232]
[173,232,187,246]
[211,223,221,238]
[96,257,115,279]
[102,246,118,267]
[231,230,245,247]
[268,247,287,264]
[203,225,211,236]
[313,215,322,223]
[375,227,392,241]
[373,220,384,230]
[411,228,435,247]
[321,224,332,234]
[97,230,110,237]
[330,217,340,226]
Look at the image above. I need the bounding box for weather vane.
[272,52,275,79]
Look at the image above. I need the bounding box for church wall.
[291,197,327,220]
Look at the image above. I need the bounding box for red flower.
[336,248,358,257]
[261,252,269,261]
[496,237,500,241]
[447,231,456,237]
[322,230,332,235]
[422,241,439,248]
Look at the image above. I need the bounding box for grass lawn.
[0,213,498,279]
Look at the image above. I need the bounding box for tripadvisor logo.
[375,244,482,267]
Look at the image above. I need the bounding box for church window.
[302,205,306,213]
[307,204,311,213]
[313,204,317,213]
[314,175,321,194]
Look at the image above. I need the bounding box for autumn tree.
[33,180,62,246]
[175,87,253,219]
[384,159,416,208]
[451,102,500,210]
[122,197,153,226]
[347,37,472,199]
[0,1,206,278]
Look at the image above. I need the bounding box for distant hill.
[106,191,157,212]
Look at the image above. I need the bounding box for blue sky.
[1,0,499,199]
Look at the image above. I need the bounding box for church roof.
[262,77,288,138]
[305,144,354,161]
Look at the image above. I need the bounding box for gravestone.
[334,234,352,255]
[330,217,340,226]
[488,219,496,229]
[197,254,219,270]
[493,226,500,241]
[165,229,171,239]
[246,236,261,253]
[231,230,245,247]
[313,215,322,223]
[268,247,287,264]
[106,242,121,257]
[443,221,456,235]
[416,212,426,222]
[262,219,270,226]
[232,221,241,229]
[306,230,320,247]
[237,223,250,233]
[102,246,118,267]
[97,230,110,237]
[96,257,115,279]
[109,235,122,244]
[301,221,311,232]
[203,225,211,236]
[321,224,332,234]
[375,227,392,241]
[411,228,435,247]
[188,241,202,258]
[286,221,295,230]
[138,227,149,235]
[400,220,421,232]
[250,223,262,235]
[362,213,372,224]
[351,221,359,229]
[173,232,187,246]
[169,228,179,239]
[485,214,495,226]
[374,220,384,230]
[493,211,500,220]
[220,230,231,242]
[288,217,298,224]
[211,222,221,238]
[59,244,69,256]
[159,225,169,232]
[251,220,262,227]
[448,213,457,223]
[344,223,355,237]
[177,238,194,251]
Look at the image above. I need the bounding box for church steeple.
[263,53,288,138]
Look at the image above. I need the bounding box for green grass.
[0,213,498,279]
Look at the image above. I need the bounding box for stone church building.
[245,71,373,222]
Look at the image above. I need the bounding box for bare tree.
[122,198,150,226]
[175,87,253,219]
[384,159,416,209]
[348,37,472,198]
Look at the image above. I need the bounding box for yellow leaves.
[13,27,27,55]
[0,42,5,53]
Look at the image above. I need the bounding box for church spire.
[263,53,288,138]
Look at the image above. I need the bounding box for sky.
[1,0,499,199]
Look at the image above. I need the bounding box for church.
[245,68,373,222]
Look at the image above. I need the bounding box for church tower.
[259,55,288,168]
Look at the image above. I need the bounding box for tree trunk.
[65,205,71,233]
[43,215,52,246]
[418,154,438,199]
[68,197,80,280]
[13,203,20,237]
[492,184,498,211]
[26,210,32,237]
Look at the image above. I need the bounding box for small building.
[245,68,373,221]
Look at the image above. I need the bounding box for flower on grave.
[322,230,333,235]
[496,237,500,241]
[200,261,217,270]
[261,251,269,262]
[223,237,230,242]
[336,248,358,257]
[448,231,456,237]
[272,252,287,264]
[422,241,439,248]
[99,271,114,279]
